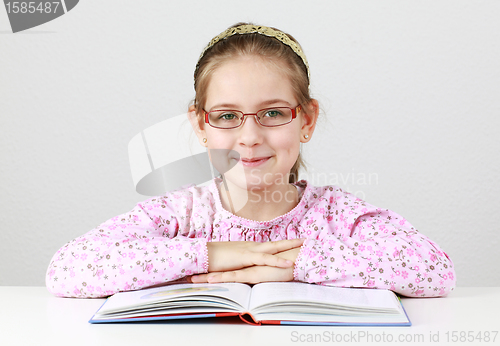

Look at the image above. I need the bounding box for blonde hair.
[193,23,311,183]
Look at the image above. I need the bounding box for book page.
[97,283,252,315]
[248,282,400,314]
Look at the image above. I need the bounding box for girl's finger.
[208,271,239,283]
[208,266,281,284]
[243,252,293,268]
[206,273,223,283]
[190,274,209,283]
[256,238,305,254]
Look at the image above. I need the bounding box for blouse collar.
[208,177,311,229]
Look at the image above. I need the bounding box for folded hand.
[191,247,302,284]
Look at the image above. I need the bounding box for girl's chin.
[222,172,289,189]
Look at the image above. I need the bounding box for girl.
[46,23,455,298]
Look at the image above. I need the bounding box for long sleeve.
[46,193,209,298]
[293,186,456,297]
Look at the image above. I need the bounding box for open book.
[89,282,410,326]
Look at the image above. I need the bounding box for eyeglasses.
[204,105,302,129]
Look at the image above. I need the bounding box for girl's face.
[195,56,316,191]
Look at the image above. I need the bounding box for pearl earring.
[203,138,207,143]
[304,134,309,139]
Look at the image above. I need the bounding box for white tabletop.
[1,287,499,346]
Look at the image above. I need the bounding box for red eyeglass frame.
[203,105,302,129]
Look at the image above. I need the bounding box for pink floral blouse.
[46,178,455,298]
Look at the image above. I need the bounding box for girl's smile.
[240,156,271,167]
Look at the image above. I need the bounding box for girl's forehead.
[206,56,297,109]
[214,55,285,76]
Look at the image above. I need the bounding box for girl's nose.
[238,114,263,147]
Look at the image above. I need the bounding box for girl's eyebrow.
[260,99,293,108]
[209,103,239,110]
[210,99,292,110]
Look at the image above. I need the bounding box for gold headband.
[195,24,310,82]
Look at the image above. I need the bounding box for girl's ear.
[300,99,319,143]
[187,105,208,147]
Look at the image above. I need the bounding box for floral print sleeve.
[293,186,456,297]
[46,189,209,298]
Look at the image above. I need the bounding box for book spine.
[238,312,261,325]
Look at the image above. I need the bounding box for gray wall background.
[1,0,499,287]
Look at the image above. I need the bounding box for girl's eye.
[219,113,238,121]
[264,110,283,118]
